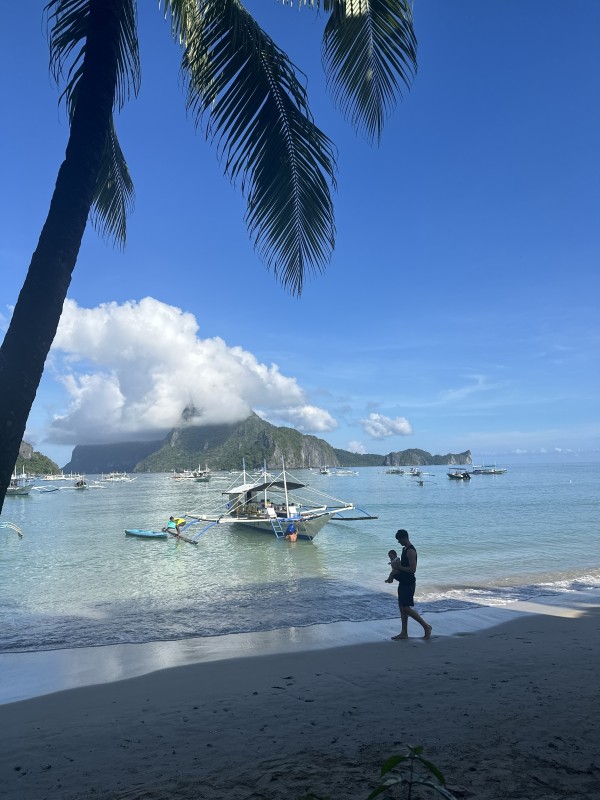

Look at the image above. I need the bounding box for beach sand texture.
[1,607,599,800]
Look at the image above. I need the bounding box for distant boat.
[319,466,331,475]
[101,471,135,482]
[471,464,507,475]
[386,467,405,474]
[73,478,89,489]
[448,469,471,480]
[171,468,194,480]
[125,529,168,539]
[41,471,67,481]
[192,465,211,482]
[6,470,35,496]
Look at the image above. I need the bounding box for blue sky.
[2,1,599,467]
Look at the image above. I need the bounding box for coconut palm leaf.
[89,117,135,246]
[45,0,140,244]
[46,0,140,112]
[165,0,337,296]
[322,0,417,143]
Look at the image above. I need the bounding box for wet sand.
[1,593,599,800]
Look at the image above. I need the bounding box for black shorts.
[397,581,416,608]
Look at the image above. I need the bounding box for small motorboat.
[447,469,471,480]
[125,529,168,539]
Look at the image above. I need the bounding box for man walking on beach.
[386,529,432,640]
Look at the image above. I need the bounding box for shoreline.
[0,591,598,800]
[1,587,598,705]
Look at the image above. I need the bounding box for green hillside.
[136,413,340,472]
[14,441,60,475]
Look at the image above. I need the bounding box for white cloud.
[359,412,413,440]
[347,440,366,454]
[265,405,338,433]
[47,298,335,444]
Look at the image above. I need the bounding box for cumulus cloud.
[47,298,336,444]
[266,405,338,433]
[347,440,366,454]
[359,412,413,440]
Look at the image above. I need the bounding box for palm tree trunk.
[0,0,125,512]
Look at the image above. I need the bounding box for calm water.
[1,463,599,653]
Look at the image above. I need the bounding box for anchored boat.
[448,469,471,480]
[183,463,376,542]
[6,472,35,496]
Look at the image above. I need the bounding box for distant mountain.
[14,441,60,475]
[136,413,340,472]
[332,448,386,467]
[62,414,471,473]
[63,440,163,473]
[383,448,472,467]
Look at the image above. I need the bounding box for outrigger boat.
[471,464,507,475]
[182,462,376,542]
[193,464,211,482]
[6,471,35,496]
[102,471,135,482]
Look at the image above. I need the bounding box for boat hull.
[6,486,33,496]
[125,529,168,539]
[230,513,332,540]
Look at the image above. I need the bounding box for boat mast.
[263,460,268,506]
[282,457,290,516]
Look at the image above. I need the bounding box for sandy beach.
[1,598,599,800]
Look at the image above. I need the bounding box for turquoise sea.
[1,461,599,655]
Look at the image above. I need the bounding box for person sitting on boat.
[285,522,298,542]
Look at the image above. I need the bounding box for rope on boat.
[330,507,378,521]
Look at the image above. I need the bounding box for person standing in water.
[386,529,432,640]
[285,522,298,542]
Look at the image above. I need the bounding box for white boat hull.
[229,512,334,540]
[6,485,33,496]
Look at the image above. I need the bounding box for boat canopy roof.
[224,478,305,496]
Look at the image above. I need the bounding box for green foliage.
[14,449,60,476]
[333,447,384,467]
[134,413,338,472]
[368,745,457,800]
[384,448,472,467]
[299,744,457,800]
[46,0,140,245]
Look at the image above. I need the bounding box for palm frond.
[322,0,417,143]
[46,0,141,115]
[89,116,135,246]
[165,0,337,296]
[45,0,140,246]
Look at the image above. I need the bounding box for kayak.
[125,529,168,539]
